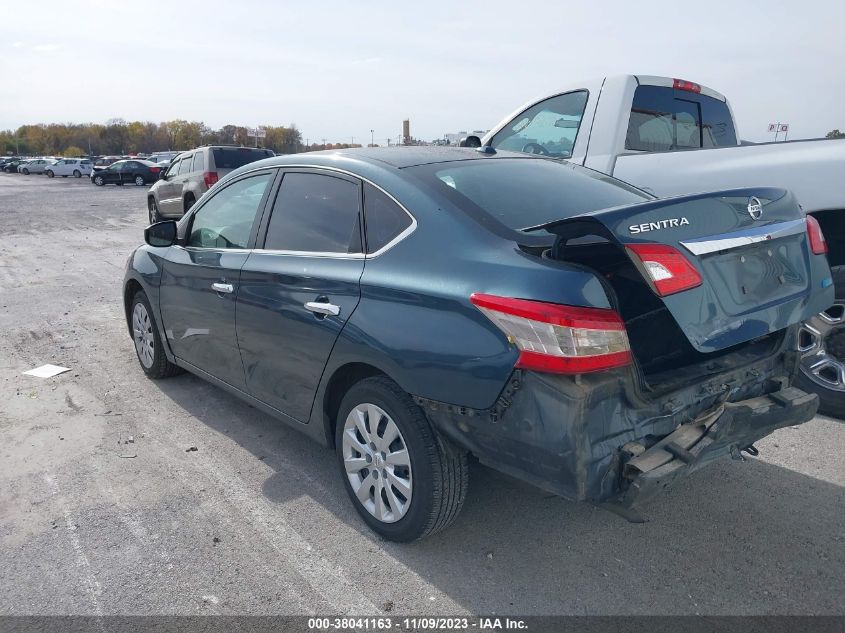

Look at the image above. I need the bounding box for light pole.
[370,129,374,147]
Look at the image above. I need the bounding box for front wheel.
[93,175,104,186]
[134,175,145,186]
[336,376,468,541]
[795,265,845,418]
[21,168,29,175]
[148,198,162,224]
[130,291,183,379]
[73,170,81,178]
[46,170,54,178]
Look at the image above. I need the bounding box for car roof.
[257,146,537,170]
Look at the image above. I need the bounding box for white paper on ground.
[22,364,71,378]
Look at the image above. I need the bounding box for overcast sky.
[1,0,843,143]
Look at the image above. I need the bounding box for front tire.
[795,265,845,418]
[335,376,468,542]
[148,198,163,223]
[46,170,54,178]
[93,175,104,186]
[21,168,29,175]
[134,175,145,186]
[73,170,81,178]
[130,291,183,379]
[183,194,196,213]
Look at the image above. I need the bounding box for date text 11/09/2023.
[307,617,529,630]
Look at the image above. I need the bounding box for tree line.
[0,119,312,156]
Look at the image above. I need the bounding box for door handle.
[304,301,340,317]
[211,282,234,294]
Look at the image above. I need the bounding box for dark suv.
[146,145,274,223]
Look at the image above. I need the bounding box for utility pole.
[371,129,374,146]
[351,136,354,146]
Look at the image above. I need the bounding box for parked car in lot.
[146,145,274,222]
[3,159,28,173]
[19,158,57,175]
[467,74,845,417]
[46,158,93,178]
[147,151,183,165]
[91,159,162,186]
[124,147,832,541]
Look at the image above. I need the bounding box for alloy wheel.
[341,403,413,523]
[135,175,145,186]
[798,304,845,391]
[132,302,155,369]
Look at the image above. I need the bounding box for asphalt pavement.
[0,172,842,616]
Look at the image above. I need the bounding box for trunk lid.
[542,187,833,353]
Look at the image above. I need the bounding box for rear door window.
[264,172,362,254]
[626,85,738,151]
[193,152,205,172]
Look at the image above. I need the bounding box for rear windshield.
[407,158,650,232]
[626,85,738,152]
[212,148,274,169]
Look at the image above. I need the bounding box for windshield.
[407,158,650,232]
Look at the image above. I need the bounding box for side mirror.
[459,135,482,148]
[159,171,168,181]
[144,220,178,247]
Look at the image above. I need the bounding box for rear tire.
[130,291,183,379]
[795,265,845,419]
[134,175,145,186]
[73,170,81,178]
[335,376,468,542]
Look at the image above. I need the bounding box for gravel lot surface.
[0,172,843,616]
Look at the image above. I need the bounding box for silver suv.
[146,145,274,222]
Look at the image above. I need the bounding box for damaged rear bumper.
[604,386,818,521]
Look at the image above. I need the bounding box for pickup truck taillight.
[806,215,828,255]
[626,243,703,297]
[203,171,219,188]
[470,293,631,374]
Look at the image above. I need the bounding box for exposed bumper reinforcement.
[604,386,819,522]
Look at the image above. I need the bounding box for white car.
[46,158,93,178]
[19,158,57,175]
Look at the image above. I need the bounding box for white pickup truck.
[465,74,845,415]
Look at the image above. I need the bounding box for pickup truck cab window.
[187,173,272,249]
[489,90,588,158]
[626,85,738,152]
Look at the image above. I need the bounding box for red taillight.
[149,166,161,174]
[469,294,632,374]
[673,78,702,93]
[806,215,828,255]
[626,243,703,297]
[203,171,219,188]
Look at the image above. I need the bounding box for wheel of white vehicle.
[335,376,468,542]
[134,175,145,186]
[73,170,81,178]
[46,170,54,178]
[130,291,183,379]
[93,175,104,186]
[148,198,162,224]
[21,168,29,175]
[795,265,845,419]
